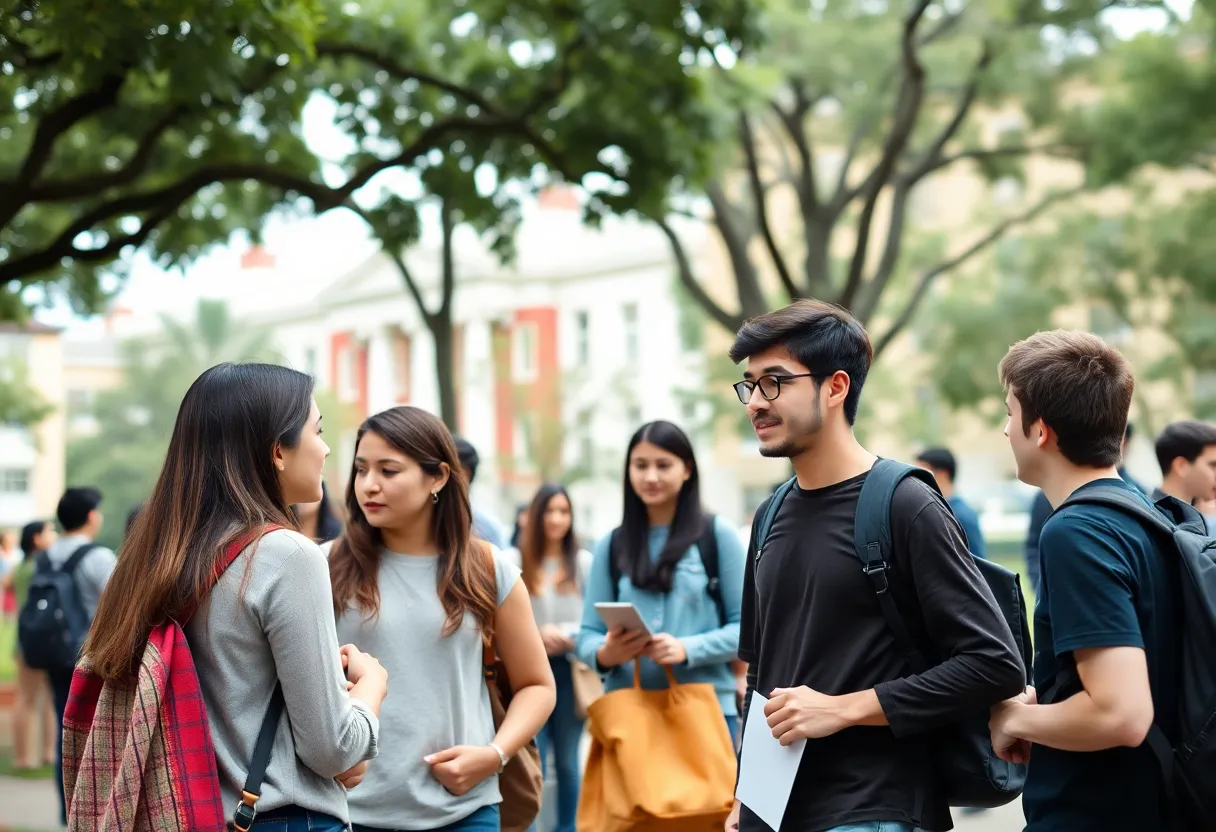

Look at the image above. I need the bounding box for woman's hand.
[539,624,575,656]
[596,626,651,668]
[340,644,387,686]
[644,633,687,666]
[425,745,503,795]
[335,760,368,789]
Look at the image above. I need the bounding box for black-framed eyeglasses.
[732,373,825,404]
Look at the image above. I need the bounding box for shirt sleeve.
[491,544,522,606]
[680,516,745,668]
[259,539,379,778]
[575,532,614,671]
[874,481,1026,737]
[79,546,118,619]
[1038,510,1143,655]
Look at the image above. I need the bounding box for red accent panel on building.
[492,308,559,484]
[329,331,370,417]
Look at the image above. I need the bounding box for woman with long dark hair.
[329,406,554,832]
[82,363,387,831]
[294,480,345,543]
[507,484,592,832]
[575,420,747,737]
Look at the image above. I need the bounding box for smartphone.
[594,602,651,636]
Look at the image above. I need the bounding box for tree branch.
[654,217,743,333]
[12,74,126,188]
[854,180,911,324]
[838,0,932,311]
[911,144,1076,180]
[739,111,797,300]
[27,105,189,201]
[0,114,495,283]
[832,63,899,209]
[872,185,1085,356]
[905,41,994,185]
[346,201,434,321]
[706,181,767,319]
[439,195,456,316]
[315,42,504,117]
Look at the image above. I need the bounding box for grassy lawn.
[0,751,52,780]
[0,619,15,683]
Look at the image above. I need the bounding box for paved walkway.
[0,775,62,832]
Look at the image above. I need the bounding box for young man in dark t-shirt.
[988,331,1180,831]
[725,301,1026,832]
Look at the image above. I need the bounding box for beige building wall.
[29,330,66,517]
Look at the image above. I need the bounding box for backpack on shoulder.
[62,528,285,832]
[1049,487,1216,829]
[753,459,1034,809]
[18,543,99,674]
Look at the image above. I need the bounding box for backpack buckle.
[862,562,890,594]
[232,793,258,831]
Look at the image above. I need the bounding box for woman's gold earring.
[432,491,439,504]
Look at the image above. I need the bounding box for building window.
[0,469,30,494]
[512,322,539,382]
[626,404,642,426]
[575,311,590,367]
[622,302,639,364]
[338,342,359,401]
[304,347,318,377]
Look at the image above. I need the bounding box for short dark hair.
[916,447,957,481]
[999,330,1134,468]
[1155,420,1216,475]
[728,300,873,425]
[57,486,103,532]
[453,437,479,483]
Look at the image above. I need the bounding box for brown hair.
[520,483,579,596]
[999,330,1134,468]
[328,406,497,639]
[84,363,313,680]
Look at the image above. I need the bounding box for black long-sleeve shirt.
[738,471,1025,832]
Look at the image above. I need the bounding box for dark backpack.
[1050,486,1216,829]
[607,515,725,623]
[754,459,1033,809]
[19,543,99,674]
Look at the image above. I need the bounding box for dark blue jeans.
[534,658,584,832]
[50,669,73,826]
[248,806,348,830]
[353,803,500,832]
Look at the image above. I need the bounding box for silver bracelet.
[489,742,509,773]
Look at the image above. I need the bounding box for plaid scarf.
[62,528,278,831]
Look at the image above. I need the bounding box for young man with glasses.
[726,300,1025,832]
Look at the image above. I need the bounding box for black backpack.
[1049,486,1216,829]
[607,515,725,623]
[18,543,99,674]
[754,459,1033,809]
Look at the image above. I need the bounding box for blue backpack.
[18,543,98,674]
[754,459,1033,809]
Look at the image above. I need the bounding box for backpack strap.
[753,477,797,565]
[233,684,286,832]
[202,524,285,832]
[852,459,935,675]
[1059,485,1176,537]
[697,515,726,625]
[60,542,101,575]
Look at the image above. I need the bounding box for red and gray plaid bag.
[62,528,284,832]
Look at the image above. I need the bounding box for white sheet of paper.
[735,690,807,832]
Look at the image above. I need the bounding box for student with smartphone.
[575,420,747,739]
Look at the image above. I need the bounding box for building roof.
[0,320,61,335]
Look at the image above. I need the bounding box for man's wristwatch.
[489,742,509,773]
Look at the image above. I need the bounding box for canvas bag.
[577,662,736,832]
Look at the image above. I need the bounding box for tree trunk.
[431,313,458,432]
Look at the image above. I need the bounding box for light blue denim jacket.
[575,516,745,716]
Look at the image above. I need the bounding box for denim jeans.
[822,824,915,832]
[248,806,349,830]
[353,804,500,832]
[534,658,584,832]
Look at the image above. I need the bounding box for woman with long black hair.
[575,420,746,738]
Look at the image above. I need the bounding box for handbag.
[480,543,544,832]
[577,662,735,832]
[571,659,604,720]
